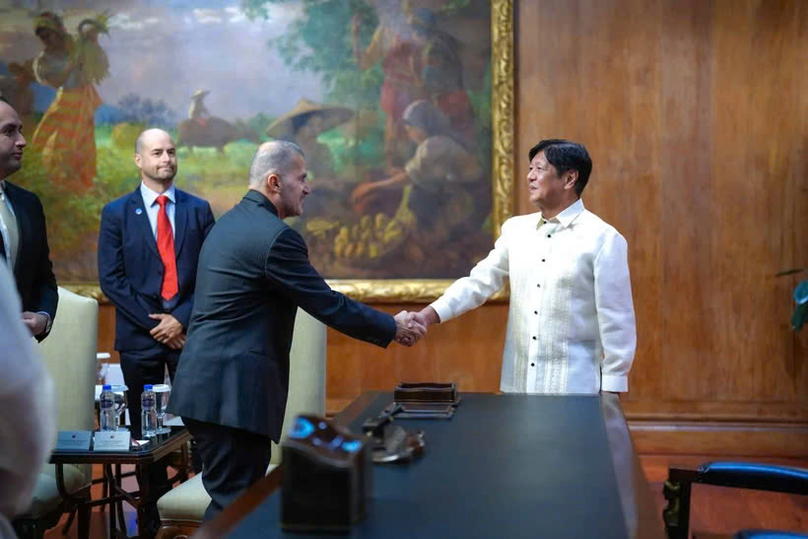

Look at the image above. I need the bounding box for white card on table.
[56,431,92,451]
[93,431,131,452]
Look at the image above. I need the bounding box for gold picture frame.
[64,0,514,304]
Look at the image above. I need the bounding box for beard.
[145,167,177,184]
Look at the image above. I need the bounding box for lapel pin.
[135,208,143,215]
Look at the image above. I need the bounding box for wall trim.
[629,420,808,457]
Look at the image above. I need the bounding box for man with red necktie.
[98,128,214,440]
[98,128,214,533]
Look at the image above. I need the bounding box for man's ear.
[267,172,281,193]
[564,170,578,191]
[134,153,142,169]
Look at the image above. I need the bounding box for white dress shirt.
[140,182,176,238]
[0,180,17,269]
[0,261,55,532]
[431,199,636,394]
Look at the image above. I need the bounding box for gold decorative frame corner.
[67,0,514,305]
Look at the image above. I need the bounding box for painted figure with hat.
[265,98,353,181]
[177,89,261,153]
[189,89,211,127]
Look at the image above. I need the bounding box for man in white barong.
[413,139,636,394]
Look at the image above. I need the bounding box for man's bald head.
[135,128,173,155]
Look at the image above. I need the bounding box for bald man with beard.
[98,128,214,532]
[98,128,215,438]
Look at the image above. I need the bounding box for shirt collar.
[537,198,585,229]
[140,182,176,207]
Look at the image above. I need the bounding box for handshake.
[393,307,440,347]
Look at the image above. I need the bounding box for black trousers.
[119,348,181,522]
[184,418,273,521]
[119,349,181,438]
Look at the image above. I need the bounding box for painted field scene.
[0,0,493,282]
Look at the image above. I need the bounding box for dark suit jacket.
[98,186,215,353]
[3,181,58,341]
[168,190,397,441]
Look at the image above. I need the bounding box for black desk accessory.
[381,381,461,419]
[371,424,425,464]
[281,415,371,532]
[393,382,459,404]
[361,406,426,464]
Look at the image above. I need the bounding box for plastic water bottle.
[99,384,115,431]
[141,385,158,438]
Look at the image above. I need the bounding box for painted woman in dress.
[29,12,109,192]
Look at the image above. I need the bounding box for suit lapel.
[173,189,188,257]
[129,187,160,259]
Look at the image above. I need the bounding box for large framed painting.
[0,0,513,302]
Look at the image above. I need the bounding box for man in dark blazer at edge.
[0,97,57,341]
[169,140,426,521]
[98,128,214,439]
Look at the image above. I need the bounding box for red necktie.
[156,195,178,301]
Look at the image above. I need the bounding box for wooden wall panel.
[325,303,508,412]
[516,0,807,424]
[98,304,117,362]
[93,0,808,453]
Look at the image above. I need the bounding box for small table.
[51,426,191,538]
[196,392,665,538]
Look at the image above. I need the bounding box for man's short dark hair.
[0,95,8,105]
[528,139,592,197]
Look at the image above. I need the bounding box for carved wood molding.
[491,0,515,239]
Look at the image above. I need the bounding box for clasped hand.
[149,313,185,350]
[21,311,47,336]
[393,310,429,347]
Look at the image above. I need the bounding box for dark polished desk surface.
[196,393,665,539]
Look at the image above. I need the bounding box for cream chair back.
[269,308,327,464]
[37,288,98,433]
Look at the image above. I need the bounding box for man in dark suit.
[0,97,57,341]
[98,128,215,438]
[169,140,425,520]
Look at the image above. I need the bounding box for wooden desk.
[50,426,191,538]
[196,393,665,539]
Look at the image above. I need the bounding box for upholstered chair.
[13,288,98,538]
[155,308,327,538]
[664,461,808,539]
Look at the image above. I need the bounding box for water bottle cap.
[144,384,153,390]
[102,384,112,390]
